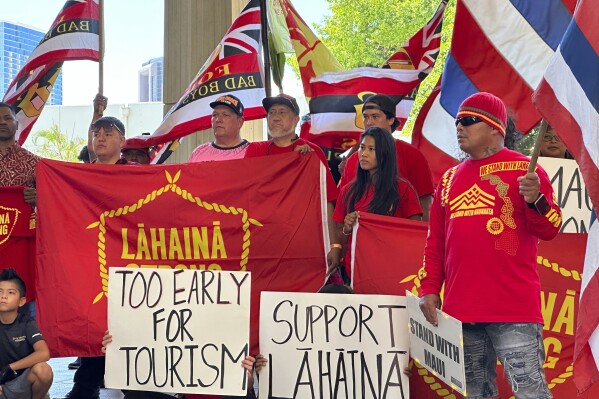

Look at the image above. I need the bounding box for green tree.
[31,124,86,162]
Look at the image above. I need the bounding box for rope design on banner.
[87,170,262,304]
[537,255,582,281]
[414,361,458,399]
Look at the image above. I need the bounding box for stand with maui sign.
[405,291,466,396]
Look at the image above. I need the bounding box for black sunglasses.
[455,116,483,127]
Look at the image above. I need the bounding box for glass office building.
[138,56,163,102]
[0,21,63,105]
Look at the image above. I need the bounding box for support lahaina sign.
[259,292,410,399]
[105,268,251,396]
[405,291,466,396]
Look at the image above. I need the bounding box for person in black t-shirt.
[0,268,53,399]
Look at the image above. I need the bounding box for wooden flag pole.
[98,0,105,115]
[527,119,549,173]
[260,0,272,97]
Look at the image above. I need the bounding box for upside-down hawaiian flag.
[300,0,447,160]
[128,0,266,149]
[532,0,599,391]
[412,0,577,183]
[3,0,100,144]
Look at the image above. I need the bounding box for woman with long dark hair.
[327,126,422,281]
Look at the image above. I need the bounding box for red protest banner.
[0,186,36,300]
[352,213,597,398]
[35,153,327,357]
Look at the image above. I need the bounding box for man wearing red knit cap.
[419,92,561,399]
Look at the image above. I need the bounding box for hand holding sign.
[419,293,441,327]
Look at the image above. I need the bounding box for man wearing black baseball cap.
[338,93,434,220]
[188,94,250,162]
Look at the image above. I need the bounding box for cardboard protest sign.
[259,292,410,399]
[538,157,593,233]
[105,268,251,396]
[405,291,466,396]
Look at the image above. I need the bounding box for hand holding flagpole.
[527,119,549,173]
[98,0,105,116]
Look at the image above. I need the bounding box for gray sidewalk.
[48,357,123,399]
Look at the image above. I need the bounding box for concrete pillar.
[163,0,265,164]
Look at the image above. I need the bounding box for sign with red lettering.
[35,154,327,356]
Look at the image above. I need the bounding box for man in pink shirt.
[188,94,249,162]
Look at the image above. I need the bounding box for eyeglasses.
[542,134,561,142]
[455,116,483,127]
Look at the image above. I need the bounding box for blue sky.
[2,0,329,105]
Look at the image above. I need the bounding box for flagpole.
[98,0,105,115]
[260,0,272,97]
[527,119,549,173]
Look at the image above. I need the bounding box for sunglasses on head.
[455,116,483,127]
[91,122,123,135]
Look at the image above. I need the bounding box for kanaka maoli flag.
[129,0,266,148]
[351,213,598,398]
[35,153,327,356]
[3,0,100,144]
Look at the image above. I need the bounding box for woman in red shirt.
[327,126,422,282]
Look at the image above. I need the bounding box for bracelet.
[330,243,343,249]
[342,227,351,236]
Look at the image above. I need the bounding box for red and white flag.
[3,0,100,144]
[533,0,599,392]
[412,0,577,184]
[129,0,266,149]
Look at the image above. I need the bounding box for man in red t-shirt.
[245,94,339,249]
[338,94,434,220]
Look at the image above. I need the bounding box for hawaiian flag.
[532,0,599,392]
[412,0,577,183]
[383,0,447,76]
[128,0,266,148]
[3,0,100,144]
[300,0,447,159]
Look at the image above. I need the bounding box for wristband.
[527,193,550,215]
[330,243,342,249]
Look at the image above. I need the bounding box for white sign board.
[105,268,251,396]
[538,157,592,233]
[259,292,410,399]
[405,291,466,396]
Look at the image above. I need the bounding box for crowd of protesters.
[0,90,569,399]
